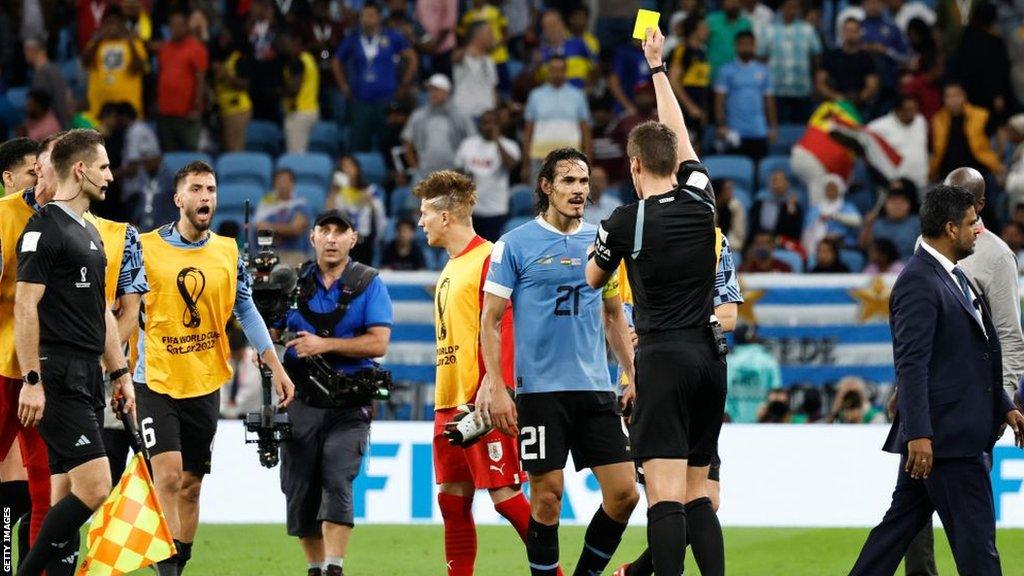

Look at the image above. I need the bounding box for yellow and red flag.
[76,453,176,576]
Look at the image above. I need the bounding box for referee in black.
[14,129,135,576]
[586,27,724,576]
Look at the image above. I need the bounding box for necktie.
[952,266,981,324]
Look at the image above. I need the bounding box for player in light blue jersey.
[477,148,639,576]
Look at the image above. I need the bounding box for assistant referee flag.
[77,453,176,575]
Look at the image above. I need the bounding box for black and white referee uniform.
[17,202,109,473]
[592,160,725,467]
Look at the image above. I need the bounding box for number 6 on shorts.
[141,416,157,449]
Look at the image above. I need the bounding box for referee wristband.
[108,367,130,381]
[650,64,668,77]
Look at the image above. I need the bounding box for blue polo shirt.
[612,44,651,105]
[281,262,394,371]
[714,58,773,138]
[336,29,410,103]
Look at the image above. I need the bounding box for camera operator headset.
[272,210,394,576]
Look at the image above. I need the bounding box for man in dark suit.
[850,185,1024,576]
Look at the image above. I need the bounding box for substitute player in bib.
[415,171,539,576]
[477,148,639,576]
[134,161,295,576]
[14,129,135,576]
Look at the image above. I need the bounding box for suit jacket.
[884,246,1015,458]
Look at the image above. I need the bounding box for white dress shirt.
[920,239,986,337]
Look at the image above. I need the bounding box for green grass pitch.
[57,525,1024,575]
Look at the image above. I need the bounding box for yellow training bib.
[0,192,36,378]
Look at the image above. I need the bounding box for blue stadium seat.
[731,186,752,212]
[354,152,388,186]
[758,155,794,188]
[840,249,866,272]
[217,183,264,211]
[509,184,534,217]
[294,184,327,212]
[5,87,28,112]
[389,185,412,216]
[277,153,333,190]
[772,248,804,272]
[245,120,284,156]
[309,122,341,157]
[705,155,755,191]
[503,216,532,234]
[772,123,805,155]
[162,151,213,178]
[217,152,273,190]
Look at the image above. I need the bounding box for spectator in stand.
[706,0,751,80]
[930,82,1005,181]
[21,90,61,141]
[537,9,594,90]
[244,0,283,123]
[255,169,314,266]
[334,2,419,152]
[521,55,591,183]
[816,18,880,112]
[867,95,929,193]
[713,177,748,251]
[901,17,943,120]
[281,33,321,154]
[863,237,905,275]
[125,145,175,233]
[593,0,639,64]
[668,16,711,137]
[297,0,344,121]
[583,166,621,224]
[827,377,886,424]
[589,97,626,183]
[77,0,110,51]
[952,2,1015,124]
[803,174,862,254]
[381,218,427,270]
[740,0,774,40]
[860,0,910,114]
[714,31,776,162]
[504,0,538,61]
[750,170,804,243]
[608,42,652,115]
[759,0,822,124]
[860,183,921,260]
[121,0,154,45]
[325,155,388,264]
[402,74,476,183]
[1007,113,1024,209]
[728,325,783,423]
[452,22,499,120]
[454,109,521,241]
[568,5,600,59]
[1000,222,1024,273]
[23,36,71,128]
[120,101,160,174]
[810,238,851,273]
[417,0,458,78]
[740,232,793,273]
[212,29,253,152]
[156,10,209,151]
[459,0,510,90]
[935,0,980,61]
[82,6,147,119]
[609,82,658,200]
[887,0,936,34]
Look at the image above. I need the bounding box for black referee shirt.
[593,161,717,334]
[17,203,107,357]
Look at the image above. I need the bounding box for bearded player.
[134,161,294,575]
[415,170,545,576]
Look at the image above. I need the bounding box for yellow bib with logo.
[84,214,127,307]
[0,192,36,378]
[140,231,237,398]
[434,239,490,409]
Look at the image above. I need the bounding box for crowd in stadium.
[3,0,1024,423]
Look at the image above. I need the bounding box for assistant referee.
[14,129,135,576]
[586,27,725,576]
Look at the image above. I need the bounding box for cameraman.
[275,210,393,576]
[826,377,885,424]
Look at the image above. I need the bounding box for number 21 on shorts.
[520,425,546,460]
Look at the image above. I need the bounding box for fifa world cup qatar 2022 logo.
[176,267,206,328]
[435,277,450,340]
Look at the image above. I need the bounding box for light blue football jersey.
[484,217,613,395]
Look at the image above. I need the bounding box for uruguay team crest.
[488,441,503,462]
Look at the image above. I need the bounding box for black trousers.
[850,454,1001,576]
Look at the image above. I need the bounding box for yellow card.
[632,9,661,41]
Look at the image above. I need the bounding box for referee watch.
[23,370,40,386]
[650,63,668,77]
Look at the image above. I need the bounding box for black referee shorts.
[516,391,631,474]
[38,352,107,474]
[135,382,220,475]
[630,328,726,467]
[281,399,371,536]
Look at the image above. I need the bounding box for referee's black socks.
[175,540,193,572]
[574,506,627,576]
[527,518,560,576]
[685,497,724,576]
[647,500,687,576]
[15,493,92,576]
[43,531,81,576]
